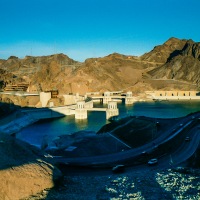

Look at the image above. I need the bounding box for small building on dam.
[146,90,200,100]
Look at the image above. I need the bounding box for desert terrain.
[0,37,200,199]
[0,37,200,108]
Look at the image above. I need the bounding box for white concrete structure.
[76,93,79,98]
[84,100,93,109]
[103,91,112,104]
[75,101,87,119]
[86,92,100,95]
[88,91,135,104]
[106,101,119,119]
[50,106,75,116]
[40,92,51,107]
[63,93,85,105]
[0,91,39,96]
[146,90,200,101]
[18,97,119,121]
[125,91,134,104]
[63,94,77,105]
[49,102,54,107]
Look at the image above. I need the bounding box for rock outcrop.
[141,37,187,63]
[0,133,62,200]
[148,39,200,85]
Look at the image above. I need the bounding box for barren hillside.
[141,37,187,63]
[0,37,199,97]
[148,39,200,87]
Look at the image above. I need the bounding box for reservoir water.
[16,101,200,147]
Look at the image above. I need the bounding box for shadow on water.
[16,102,108,147]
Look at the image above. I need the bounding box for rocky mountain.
[0,37,200,98]
[67,53,148,94]
[147,39,200,86]
[141,37,187,63]
[0,53,80,91]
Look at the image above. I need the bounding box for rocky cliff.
[148,39,200,86]
[141,37,187,63]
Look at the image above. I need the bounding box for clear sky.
[0,0,200,61]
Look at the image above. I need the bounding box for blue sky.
[0,0,200,61]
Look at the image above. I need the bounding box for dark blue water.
[16,101,200,146]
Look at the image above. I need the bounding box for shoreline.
[0,98,199,138]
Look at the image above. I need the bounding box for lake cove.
[16,101,200,147]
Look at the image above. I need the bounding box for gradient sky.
[0,0,200,61]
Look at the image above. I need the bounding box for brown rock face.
[71,53,145,93]
[0,134,62,200]
[181,40,200,59]
[0,37,200,103]
[141,37,187,63]
[148,39,200,85]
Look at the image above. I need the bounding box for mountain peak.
[8,56,19,60]
[141,37,187,63]
[164,37,182,45]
